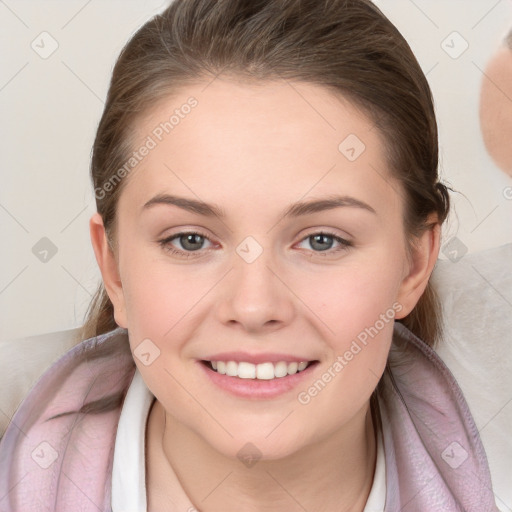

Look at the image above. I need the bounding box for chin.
[198,423,308,463]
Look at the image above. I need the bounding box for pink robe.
[0,323,499,511]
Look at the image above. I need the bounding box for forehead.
[120,78,401,218]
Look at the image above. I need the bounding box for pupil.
[182,234,203,251]
[311,234,332,251]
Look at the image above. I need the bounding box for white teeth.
[287,362,298,375]
[226,361,238,377]
[274,361,288,378]
[238,362,256,379]
[208,360,311,379]
[256,362,274,380]
[298,361,308,371]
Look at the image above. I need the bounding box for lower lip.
[198,361,318,400]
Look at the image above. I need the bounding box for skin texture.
[90,78,440,511]
[480,45,512,177]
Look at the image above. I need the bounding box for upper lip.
[201,352,316,364]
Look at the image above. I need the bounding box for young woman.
[0,0,499,510]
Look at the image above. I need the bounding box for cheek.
[290,249,403,407]
[118,238,207,338]
[118,243,219,398]
[293,273,397,442]
[119,251,210,426]
[298,249,404,341]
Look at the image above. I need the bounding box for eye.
[158,231,214,257]
[158,229,352,259]
[296,231,352,254]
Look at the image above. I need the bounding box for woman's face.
[102,78,420,460]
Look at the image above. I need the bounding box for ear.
[395,215,441,319]
[89,213,128,328]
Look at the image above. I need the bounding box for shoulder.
[0,327,136,511]
[377,322,498,511]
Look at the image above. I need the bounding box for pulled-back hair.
[81,0,450,347]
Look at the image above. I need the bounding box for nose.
[216,244,296,335]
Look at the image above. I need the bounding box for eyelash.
[158,230,353,259]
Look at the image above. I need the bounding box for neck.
[146,400,378,512]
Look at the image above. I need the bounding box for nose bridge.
[233,234,278,300]
[217,234,295,331]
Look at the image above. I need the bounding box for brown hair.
[80,0,450,347]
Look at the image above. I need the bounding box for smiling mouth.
[201,360,318,380]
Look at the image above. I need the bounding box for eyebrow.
[142,193,377,218]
